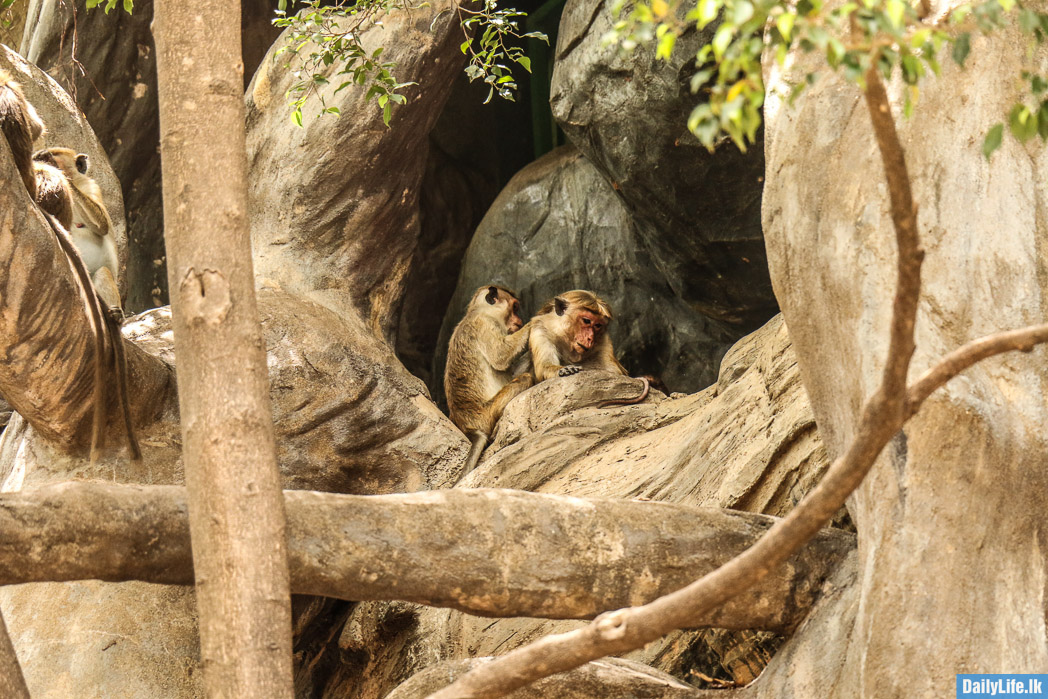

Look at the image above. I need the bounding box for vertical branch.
[151,2,293,697]
[427,60,925,699]
[0,612,28,699]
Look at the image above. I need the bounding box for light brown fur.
[445,285,533,477]
[528,289,649,406]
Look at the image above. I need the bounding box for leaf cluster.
[458,0,548,104]
[274,0,546,125]
[85,0,133,13]
[607,0,1048,158]
[274,0,417,126]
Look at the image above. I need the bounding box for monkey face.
[505,299,523,332]
[571,310,606,356]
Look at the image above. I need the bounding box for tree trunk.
[151,2,293,696]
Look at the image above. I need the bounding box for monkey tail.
[597,376,650,408]
[104,305,140,461]
[458,431,489,483]
[47,215,107,464]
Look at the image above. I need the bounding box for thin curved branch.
[905,323,1048,417]
[422,65,953,699]
[0,483,854,630]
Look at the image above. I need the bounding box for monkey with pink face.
[528,289,649,403]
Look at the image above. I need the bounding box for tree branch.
[905,323,1048,417]
[423,65,1039,699]
[0,483,853,631]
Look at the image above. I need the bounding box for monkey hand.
[558,365,582,377]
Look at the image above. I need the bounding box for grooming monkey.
[528,289,649,406]
[33,147,121,311]
[445,285,533,477]
[0,71,138,461]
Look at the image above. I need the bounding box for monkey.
[445,285,533,478]
[527,289,649,407]
[0,70,44,198]
[32,147,121,312]
[32,148,137,461]
[0,75,138,462]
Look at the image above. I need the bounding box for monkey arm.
[482,321,532,372]
[530,327,565,382]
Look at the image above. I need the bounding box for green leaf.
[983,123,1003,159]
[886,0,905,27]
[733,0,754,25]
[697,0,720,29]
[1008,104,1038,142]
[382,101,392,126]
[776,12,795,40]
[951,33,970,66]
[291,108,304,128]
[460,39,472,55]
[689,68,715,92]
[998,0,1015,12]
[122,0,133,13]
[517,56,532,73]
[712,24,733,60]
[656,32,676,60]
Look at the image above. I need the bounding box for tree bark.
[152,3,293,696]
[0,483,854,630]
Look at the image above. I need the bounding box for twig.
[906,323,1048,417]
[424,62,1044,699]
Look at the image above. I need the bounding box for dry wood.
[0,484,853,630]
[152,1,293,696]
[424,66,1048,699]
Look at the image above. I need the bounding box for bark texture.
[152,2,292,696]
[0,483,854,628]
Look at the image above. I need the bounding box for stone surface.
[245,0,466,343]
[550,0,775,328]
[757,16,1048,697]
[318,314,844,696]
[435,145,740,398]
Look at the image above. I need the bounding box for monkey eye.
[582,317,591,325]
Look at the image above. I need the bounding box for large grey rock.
[550,0,775,328]
[757,16,1048,697]
[436,145,740,397]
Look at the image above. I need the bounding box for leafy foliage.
[458,0,548,104]
[85,0,133,14]
[274,0,546,126]
[608,0,1048,158]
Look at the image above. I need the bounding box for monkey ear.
[485,286,499,305]
[75,154,89,174]
[554,297,567,316]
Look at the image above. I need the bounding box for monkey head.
[541,290,613,362]
[470,285,523,333]
[33,147,88,175]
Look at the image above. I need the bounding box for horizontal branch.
[0,482,853,630]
